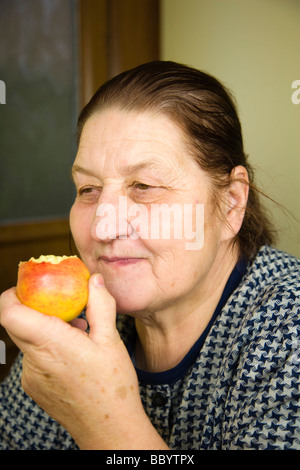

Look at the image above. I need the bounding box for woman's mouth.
[100,256,144,266]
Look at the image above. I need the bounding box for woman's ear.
[221,165,249,242]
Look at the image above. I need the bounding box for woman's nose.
[90,195,136,242]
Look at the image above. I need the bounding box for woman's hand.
[0,274,168,450]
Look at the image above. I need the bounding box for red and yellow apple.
[16,255,90,322]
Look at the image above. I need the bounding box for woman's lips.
[100,256,144,266]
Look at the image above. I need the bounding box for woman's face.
[70,108,228,315]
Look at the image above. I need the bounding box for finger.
[69,317,88,331]
[85,273,118,345]
[0,287,69,352]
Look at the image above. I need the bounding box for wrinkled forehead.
[75,108,197,174]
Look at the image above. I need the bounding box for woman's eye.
[131,181,165,202]
[133,182,152,191]
[78,186,94,195]
[77,186,101,201]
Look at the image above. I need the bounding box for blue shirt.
[1,245,300,449]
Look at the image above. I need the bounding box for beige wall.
[161,0,300,257]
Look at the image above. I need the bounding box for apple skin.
[16,255,90,322]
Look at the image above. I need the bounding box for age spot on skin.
[80,372,86,381]
[115,385,127,400]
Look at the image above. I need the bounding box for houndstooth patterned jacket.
[0,245,299,450]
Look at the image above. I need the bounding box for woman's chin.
[115,299,150,317]
[103,280,151,316]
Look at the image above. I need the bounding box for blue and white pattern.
[0,245,299,449]
[0,354,78,450]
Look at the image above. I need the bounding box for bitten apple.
[16,255,90,322]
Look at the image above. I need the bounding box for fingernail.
[93,274,104,287]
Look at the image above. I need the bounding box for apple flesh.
[16,255,90,322]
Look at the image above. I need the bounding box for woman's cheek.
[69,203,80,244]
[70,203,102,275]
[70,203,91,251]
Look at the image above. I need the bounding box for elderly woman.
[0,61,299,450]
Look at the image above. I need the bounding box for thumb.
[85,273,118,344]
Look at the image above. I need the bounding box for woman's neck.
[134,247,240,373]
